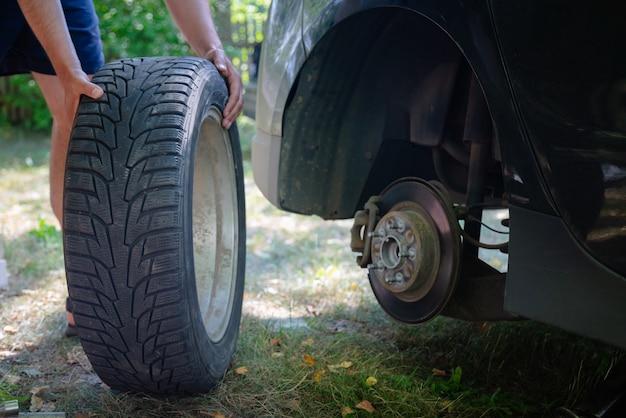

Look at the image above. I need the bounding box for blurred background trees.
[0,0,268,131]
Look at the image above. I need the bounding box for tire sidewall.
[181,63,246,385]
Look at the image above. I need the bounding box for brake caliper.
[350,196,382,268]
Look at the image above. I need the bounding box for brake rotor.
[367,178,461,323]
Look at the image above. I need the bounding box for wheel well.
[279,7,502,219]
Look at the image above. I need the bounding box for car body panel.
[491,0,626,276]
[253,0,305,203]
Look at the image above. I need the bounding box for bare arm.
[164,0,223,59]
[17,0,103,123]
[165,0,243,129]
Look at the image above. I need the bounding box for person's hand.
[58,68,104,128]
[205,48,243,129]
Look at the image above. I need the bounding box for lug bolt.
[394,272,404,283]
[396,219,405,232]
[408,247,417,258]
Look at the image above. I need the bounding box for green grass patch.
[3,219,62,283]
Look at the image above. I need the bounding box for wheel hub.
[369,205,441,302]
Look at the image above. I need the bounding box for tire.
[63,57,246,394]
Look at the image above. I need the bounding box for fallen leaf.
[355,400,375,413]
[365,376,378,387]
[432,368,448,377]
[312,369,325,383]
[349,282,359,291]
[478,322,491,334]
[30,386,56,413]
[341,406,355,416]
[303,354,316,367]
[30,386,49,396]
[3,325,17,335]
[301,337,314,347]
[270,338,281,347]
[207,412,226,418]
[271,352,284,358]
[328,361,353,372]
[285,399,301,410]
[67,346,93,371]
[0,350,16,359]
[234,366,248,375]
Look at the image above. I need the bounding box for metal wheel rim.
[192,107,239,342]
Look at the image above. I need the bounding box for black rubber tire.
[63,57,246,394]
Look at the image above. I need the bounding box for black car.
[252,1,626,349]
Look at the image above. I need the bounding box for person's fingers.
[79,78,104,99]
[223,73,242,116]
[223,94,243,129]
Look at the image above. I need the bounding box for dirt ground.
[0,127,624,417]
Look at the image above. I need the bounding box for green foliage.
[28,218,60,245]
[95,0,190,60]
[0,76,51,131]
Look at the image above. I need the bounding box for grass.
[0,124,624,417]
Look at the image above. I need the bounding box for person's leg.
[32,71,74,225]
[32,71,83,330]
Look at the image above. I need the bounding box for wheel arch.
[278,6,490,218]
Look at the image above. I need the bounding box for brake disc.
[354,178,461,323]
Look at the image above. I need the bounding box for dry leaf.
[30,386,56,413]
[301,337,314,347]
[341,406,355,416]
[365,376,378,387]
[355,400,375,413]
[271,352,284,358]
[303,354,316,367]
[432,368,448,377]
[328,361,353,372]
[3,325,17,335]
[312,369,325,383]
[349,282,359,291]
[270,338,281,347]
[234,366,248,375]
[285,399,301,410]
[207,412,226,418]
[67,346,93,371]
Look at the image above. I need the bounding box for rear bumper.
[251,128,281,207]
